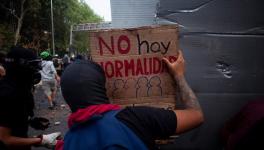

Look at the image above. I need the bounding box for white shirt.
[40,60,57,81]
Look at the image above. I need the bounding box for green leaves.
[0,0,102,53]
[0,24,14,52]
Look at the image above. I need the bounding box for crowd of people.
[0,46,205,150]
[56,50,204,150]
[1,45,260,150]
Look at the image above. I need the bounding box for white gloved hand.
[41,132,61,149]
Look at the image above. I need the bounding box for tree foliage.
[0,24,14,52]
[0,0,102,54]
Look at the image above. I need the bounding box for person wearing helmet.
[40,51,60,109]
[0,47,61,150]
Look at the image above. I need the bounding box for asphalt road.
[29,84,70,150]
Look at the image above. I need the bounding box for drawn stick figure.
[124,78,136,98]
[112,79,125,99]
[106,81,113,98]
[148,76,162,97]
[136,77,149,98]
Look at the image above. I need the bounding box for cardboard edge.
[87,24,179,33]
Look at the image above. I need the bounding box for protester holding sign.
[57,50,204,150]
[91,25,182,107]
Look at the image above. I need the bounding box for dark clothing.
[0,141,8,150]
[62,55,70,70]
[235,118,264,150]
[116,106,176,149]
[64,110,148,150]
[0,78,34,138]
[0,47,40,150]
[221,100,264,150]
[60,60,177,150]
[59,104,176,150]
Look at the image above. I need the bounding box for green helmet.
[40,51,50,59]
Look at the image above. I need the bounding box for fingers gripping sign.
[162,50,185,77]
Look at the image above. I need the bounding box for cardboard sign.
[89,25,179,108]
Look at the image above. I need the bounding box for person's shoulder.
[0,79,15,90]
[44,60,54,66]
[118,106,175,118]
[122,106,169,112]
[116,106,177,148]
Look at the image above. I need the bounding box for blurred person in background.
[52,54,62,77]
[40,51,60,109]
[62,53,70,71]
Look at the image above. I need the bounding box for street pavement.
[29,84,70,150]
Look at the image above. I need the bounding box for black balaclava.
[3,47,41,117]
[61,60,109,112]
[4,47,42,89]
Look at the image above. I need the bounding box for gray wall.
[110,0,159,28]
[110,0,264,149]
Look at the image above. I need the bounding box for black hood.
[61,60,109,112]
[4,47,41,88]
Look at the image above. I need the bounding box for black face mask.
[5,58,42,87]
[5,47,42,90]
[61,60,109,112]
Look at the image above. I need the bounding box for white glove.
[41,132,61,149]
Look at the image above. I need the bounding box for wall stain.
[216,61,232,78]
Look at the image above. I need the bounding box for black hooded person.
[2,47,41,117]
[0,47,61,150]
[59,51,204,150]
[61,60,110,112]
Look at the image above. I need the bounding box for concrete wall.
[110,0,264,149]
[110,0,159,28]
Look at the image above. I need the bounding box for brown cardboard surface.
[89,25,179,108]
